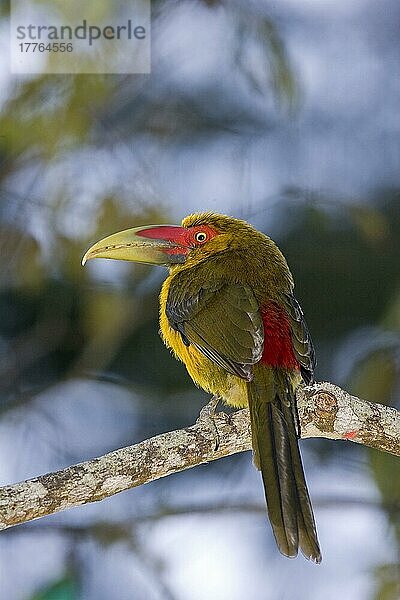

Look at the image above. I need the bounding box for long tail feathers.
[248,375,321,563]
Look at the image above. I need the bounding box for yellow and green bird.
[82,212,321,562]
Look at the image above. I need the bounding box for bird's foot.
[197,395,221,451]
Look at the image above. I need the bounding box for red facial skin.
[137,225,218,255]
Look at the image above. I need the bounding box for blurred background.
[1,0,400,598]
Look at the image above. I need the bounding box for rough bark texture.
[297,382,400,454]
[0,382,399,531]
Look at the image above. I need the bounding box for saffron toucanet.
[82,212,321,562]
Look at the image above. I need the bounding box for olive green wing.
[282,292,316,384]
[166,279,264,381]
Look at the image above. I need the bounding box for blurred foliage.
[373,563,400,600]
[32,575,77,600]
[232,5,299,112]
[277,188,400,340]
[1,1,399,599]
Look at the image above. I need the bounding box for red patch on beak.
[137,224,218,252]
[137,226,190,256]
[137,225,194,261]
[136,226,188,243]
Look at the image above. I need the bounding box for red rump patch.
[261,302,300,370]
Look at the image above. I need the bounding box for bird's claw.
[197,395,221,451]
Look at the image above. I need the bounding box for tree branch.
[0,382,399,531]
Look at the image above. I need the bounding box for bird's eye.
[195,231,207,243]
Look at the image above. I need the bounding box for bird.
[82,212,321,562]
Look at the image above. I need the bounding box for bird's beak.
[82,225,190,267]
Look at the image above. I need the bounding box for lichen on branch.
[0,382,399,531]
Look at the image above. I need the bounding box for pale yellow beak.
[82,224,188,267]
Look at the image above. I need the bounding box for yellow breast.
[159,276,248,408]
